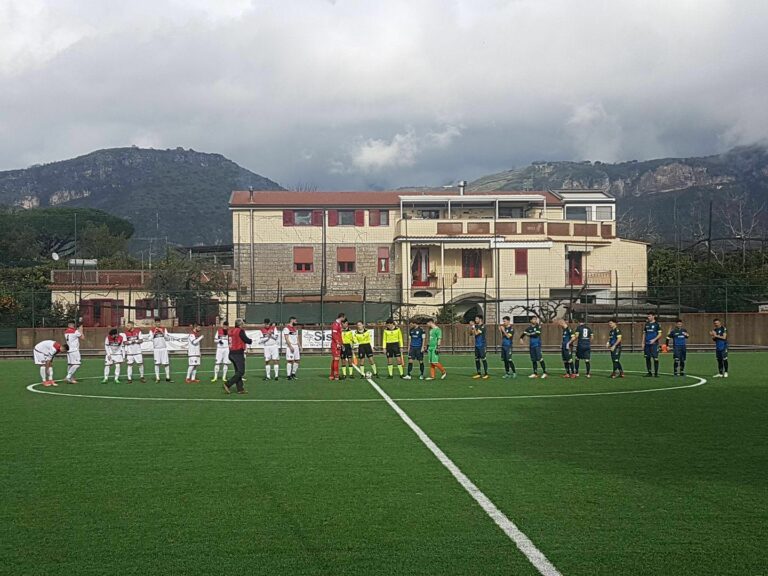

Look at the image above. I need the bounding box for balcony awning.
[565,242,609,252]
[395,237,493,246]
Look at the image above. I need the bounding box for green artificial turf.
[1,351,766,575]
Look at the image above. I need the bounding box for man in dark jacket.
[224,318,252,394]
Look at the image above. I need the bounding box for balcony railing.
[395,219,615,239]
[565,270,614,287]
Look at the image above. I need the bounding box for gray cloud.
[1,0,768,189]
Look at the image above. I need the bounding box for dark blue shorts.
[529,347,542,362]
[474,346,487,360]
[673,346,687,361]
[501,346,512,361]
[576,346,591,360]
[561,347,572,362]
[408,347,424,361]
[644,343,659,358]
[716,348,728,360]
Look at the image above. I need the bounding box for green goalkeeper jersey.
[428,326,442,349]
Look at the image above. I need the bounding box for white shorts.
[215,348,229,364]
[188,356,201,367]
[67,351,81,365]
[126,352,143,365]
[285,347,301,361]
[263,346,280,361]
[105,353,125,366]
[153,349,170,365]
[34,351,53,366]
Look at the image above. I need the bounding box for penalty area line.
[356,366,562,576]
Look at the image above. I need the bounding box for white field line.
[355,365,562,576]
[25,370,707,403]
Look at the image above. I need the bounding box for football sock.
[407,362,413,375]
[419,362,425,376]
[213,365,220,379]
[388,365,393,376]
[563,361,570,374]
[436,362,446,375]
[397,364,403,376]
[645,357,652,373]
[104,366,110,379]
[372,364,378,375]
[272,364,279,378]
[127,366,133,380]
[265,366,271,378]
[221,365,227,379]
[331,358,339,377]
[532,361,538,374]
[114,365,121,379]
[574,359,580,374]
[293,364,299,377]
[191,368,197,380]
[653,359,659,376]
[430,364,436,378]
[40,367,47,381]
[286,363,293,376]
[475,359,481,373]
[723,359,729,372]
[585,360,591,375]
[540,361,547,374]
[155,366,160,380]
[164,366,170,379]
[504,358,511,373]
[187,366,194,379]
[47,367,53,380]
[509,360,516,374]
[680,360,685,373]
[482,359,488,375]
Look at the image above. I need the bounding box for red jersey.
[228,327,253,351]
[331,320,343,348]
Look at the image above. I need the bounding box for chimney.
[458,180,467,196]
[248,186,254,202]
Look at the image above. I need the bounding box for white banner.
[137,333,193,353]
[299,329,376,350]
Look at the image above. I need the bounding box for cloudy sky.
[1,0,767,189]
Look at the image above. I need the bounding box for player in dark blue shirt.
[519,316,547,379]
[574,320,593,378]
[606,319,624,378]
[498,316,517,379]
[404,320,426,380]
[470,315,489,379]
[643,312,662,377]
[557,318,576,378]
[709,318,729,378]
[665,319,690,376]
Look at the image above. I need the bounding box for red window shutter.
[515,249,528,275]
[328,210,339,227]
[377,247,389,258]
[354,209,365,226]
[369,210,380,227]
[311,210,323,226]
[337,247,356,261]
[293,246,314,264]
[283,210,295,226]
[377,247,390,273]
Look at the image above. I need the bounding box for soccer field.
[2,352,766,575]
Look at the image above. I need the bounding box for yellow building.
[230,188,647,322]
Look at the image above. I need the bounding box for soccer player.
[283,316,301,380]
[403,320,426,380]
[33,339,66,386]
[212,320,229,382]
[353,321,378,377]
[340,319,356,379]
[259,319,280,381]
[666,319,690,376]
[383,318,405,379]
[606,319,625,378]
[64,320,83,383]
[498,316,517,379]
[329,312,345,380]
[470,315,489,379]
[104,328,125,383]
[123,321,146,383]
[574,319,593,378]
[151,319,172,382]
[224,318,252,394]
[556,318,575,378]
[520,316,548,379]
[710,318,729,378]
[425,318,447,380]
[185,323,204,383]
[643,312,662,377]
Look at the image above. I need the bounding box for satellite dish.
[52,252,60,261]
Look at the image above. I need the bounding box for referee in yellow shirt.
[382,318,405,379]
[340,319,356,379]
[353,321,378,377]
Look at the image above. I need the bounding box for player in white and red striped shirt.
[64,321,83,383]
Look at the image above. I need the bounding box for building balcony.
[564,270,614,287]
[395,218,615,239]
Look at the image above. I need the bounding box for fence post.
[724,281,729,326]
[630,282,635,353]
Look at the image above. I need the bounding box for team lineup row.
[29,312,730,390]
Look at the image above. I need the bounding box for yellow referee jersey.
[353,329,372,346]
[382,328,403,347]
[342,328,354,345]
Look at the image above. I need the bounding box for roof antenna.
[248,185,254,201]
[458,180,467,196]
